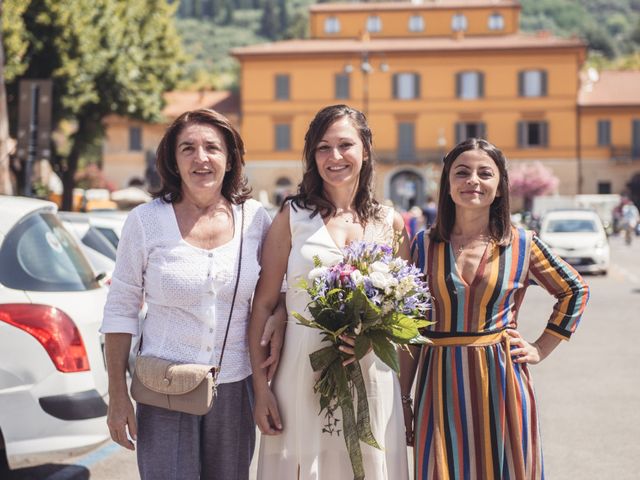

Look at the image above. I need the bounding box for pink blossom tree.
[509,161,559,211]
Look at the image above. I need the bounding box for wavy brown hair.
[286,104,381,223]
[429,138,512,246]
[152,109,251,204]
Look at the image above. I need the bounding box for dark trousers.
[136,376,255,480]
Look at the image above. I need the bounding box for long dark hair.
[286,104,381,223]
[429,138,512,246]
[152,109,251,204]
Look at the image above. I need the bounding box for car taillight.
[0,304,90,372]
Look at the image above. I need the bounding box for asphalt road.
[4,234,639,479]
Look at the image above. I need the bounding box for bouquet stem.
[310,346,381,480]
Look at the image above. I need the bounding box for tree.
[0,0,28,195]
[259,0,278,40]
[8,0,184,209]
[509,161,559,212]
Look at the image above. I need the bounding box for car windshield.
[81,226,117,260]
[546,218,598,233]
[94,226,119,249]
[0,211,100,291]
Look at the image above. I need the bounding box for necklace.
[452,233,491,258]
[335,210,356,224]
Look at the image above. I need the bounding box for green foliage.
[1,1,29,81]
[5,0,185,208]
[175,15,265,89]
[520,0,640,57]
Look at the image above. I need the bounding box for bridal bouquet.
[292,240,431,480]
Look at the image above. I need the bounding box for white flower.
[369,261,390,274]
[350,269,365,286]
[370,271,396,290]
[369,271,388,289]
[308,266,329,281]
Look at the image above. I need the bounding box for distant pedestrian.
[620,198,640,245]
[421,195,437,229]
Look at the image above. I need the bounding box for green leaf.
[368,331,400,373]
[354,335,372,360]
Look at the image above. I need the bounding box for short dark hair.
[152,109,251,204]
[429,138,512,246]
[286,104,381,223]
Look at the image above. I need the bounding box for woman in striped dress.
[401,138,589,479]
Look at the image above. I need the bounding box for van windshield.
[546,219,598,233]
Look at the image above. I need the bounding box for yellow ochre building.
[231,0,640,209]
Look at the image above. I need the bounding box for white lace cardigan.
[100,198,271,384]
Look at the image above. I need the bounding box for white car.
[58,212,117,284]
[0,196,110,469]
[538,209,610,275]
[85,210,128,249]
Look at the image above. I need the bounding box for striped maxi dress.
[411,227,589,480]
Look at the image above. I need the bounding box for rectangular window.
[129,126,142,151]
[324,16,340,34]
[455,122,486,144]
[451,13,467,32]
[366,16,382,33]
[275,124,291,151]
[335,73,350,99]
[393,73,420,100]
[275,74,290,101]
[597,181,612,194]
[408,15,424,32]
[597,120,611,146]
[398,123,416,161]
[519,70,547,97]
[456,72,484,99]
[517,121,549,148]
[488,13,504,31]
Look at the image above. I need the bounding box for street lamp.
[344,50,388,118]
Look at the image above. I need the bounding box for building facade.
[231,0,639,210]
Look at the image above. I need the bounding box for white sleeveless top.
[257,204,409,479]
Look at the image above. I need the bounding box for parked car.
[0,196,110,469]
[58,212,116,284]
[538,209,610,275]
[85,210,128,249]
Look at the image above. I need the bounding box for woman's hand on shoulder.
[260,296,287,381]
[392,211,411,261]
[253,385,283,435]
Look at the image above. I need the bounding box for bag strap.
[214,202,245,382]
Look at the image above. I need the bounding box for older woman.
[102,109,280,480]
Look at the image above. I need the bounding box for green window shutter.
[540,70,548,96]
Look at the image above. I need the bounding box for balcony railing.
[610,146,640,162]
[375,149,446,165]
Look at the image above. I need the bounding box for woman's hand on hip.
[253,385,283,436]
[107,391,137,450]
[507,329,542,365]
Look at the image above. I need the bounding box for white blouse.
[100,198,271,384]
